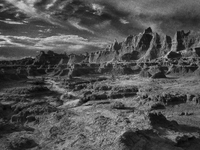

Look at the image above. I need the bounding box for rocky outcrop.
[171,30,190,52]
[166,65,198,76]
[6,28,199,79]
[171,30,200,55]
[0,57,34,66]
[140,33,172,61]
[115,112,199,150]
[33,51,69,66]
[86,27,155,63]
[98,63,113,74]
[139,66,166,78]
[87,40,120,65]
[68,54,88,65]
[68,63,97,77]
[86,27,172,63]
[29,28,200,67]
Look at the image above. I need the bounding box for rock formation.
[171,30,190,51]
[19,27,200,68]
[33,51,69,66]
[1,27,200,79]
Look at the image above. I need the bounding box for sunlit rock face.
[86,27,200,63]
[20,27,200,65]
[87,27,172,62]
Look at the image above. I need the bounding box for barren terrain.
[1,28,200,149]
[1,72,200,150]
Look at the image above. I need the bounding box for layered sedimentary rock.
[139,33,172,61]
[90,28,200,63]
[171,30,190,51]
[8,27,199,78]
[88,27,173,63]
[89,49,118,63]
[171,30,200,55]
[68,54,88,65]
[29,28,200,67]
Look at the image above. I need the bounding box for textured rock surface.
[1,27,200,150]
[33,50,69,66]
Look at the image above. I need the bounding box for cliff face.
[139,33,172,61]
[89,50,118,63]
[32,28,200,65]
[171,30,200,52]
[87,27,173,62]
[88,28,154,63]
[171,30,190,51]
[99,28,200,62]
[68,54,87,65]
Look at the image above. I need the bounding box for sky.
[0,0,200,59]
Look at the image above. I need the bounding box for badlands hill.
[28,27,200,65]
[1,28,200,150]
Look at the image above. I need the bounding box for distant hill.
[0,47,38,59]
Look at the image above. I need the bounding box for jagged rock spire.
[144,27,153,34]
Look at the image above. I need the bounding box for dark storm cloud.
[53,0,200,36]
[107,0,200,35]
[4,0,200,35]
[2,0,140,39]
[0,0,26,21]
[41,0,141,38]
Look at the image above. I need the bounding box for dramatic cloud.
[0,19,24,24]
[0,34,108,52]
[106,0,200,34]
[35,34,108,51]
[68,18,94,34]
[3,0,200,35]
[0,35,41,48]
[1,0,200,58]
